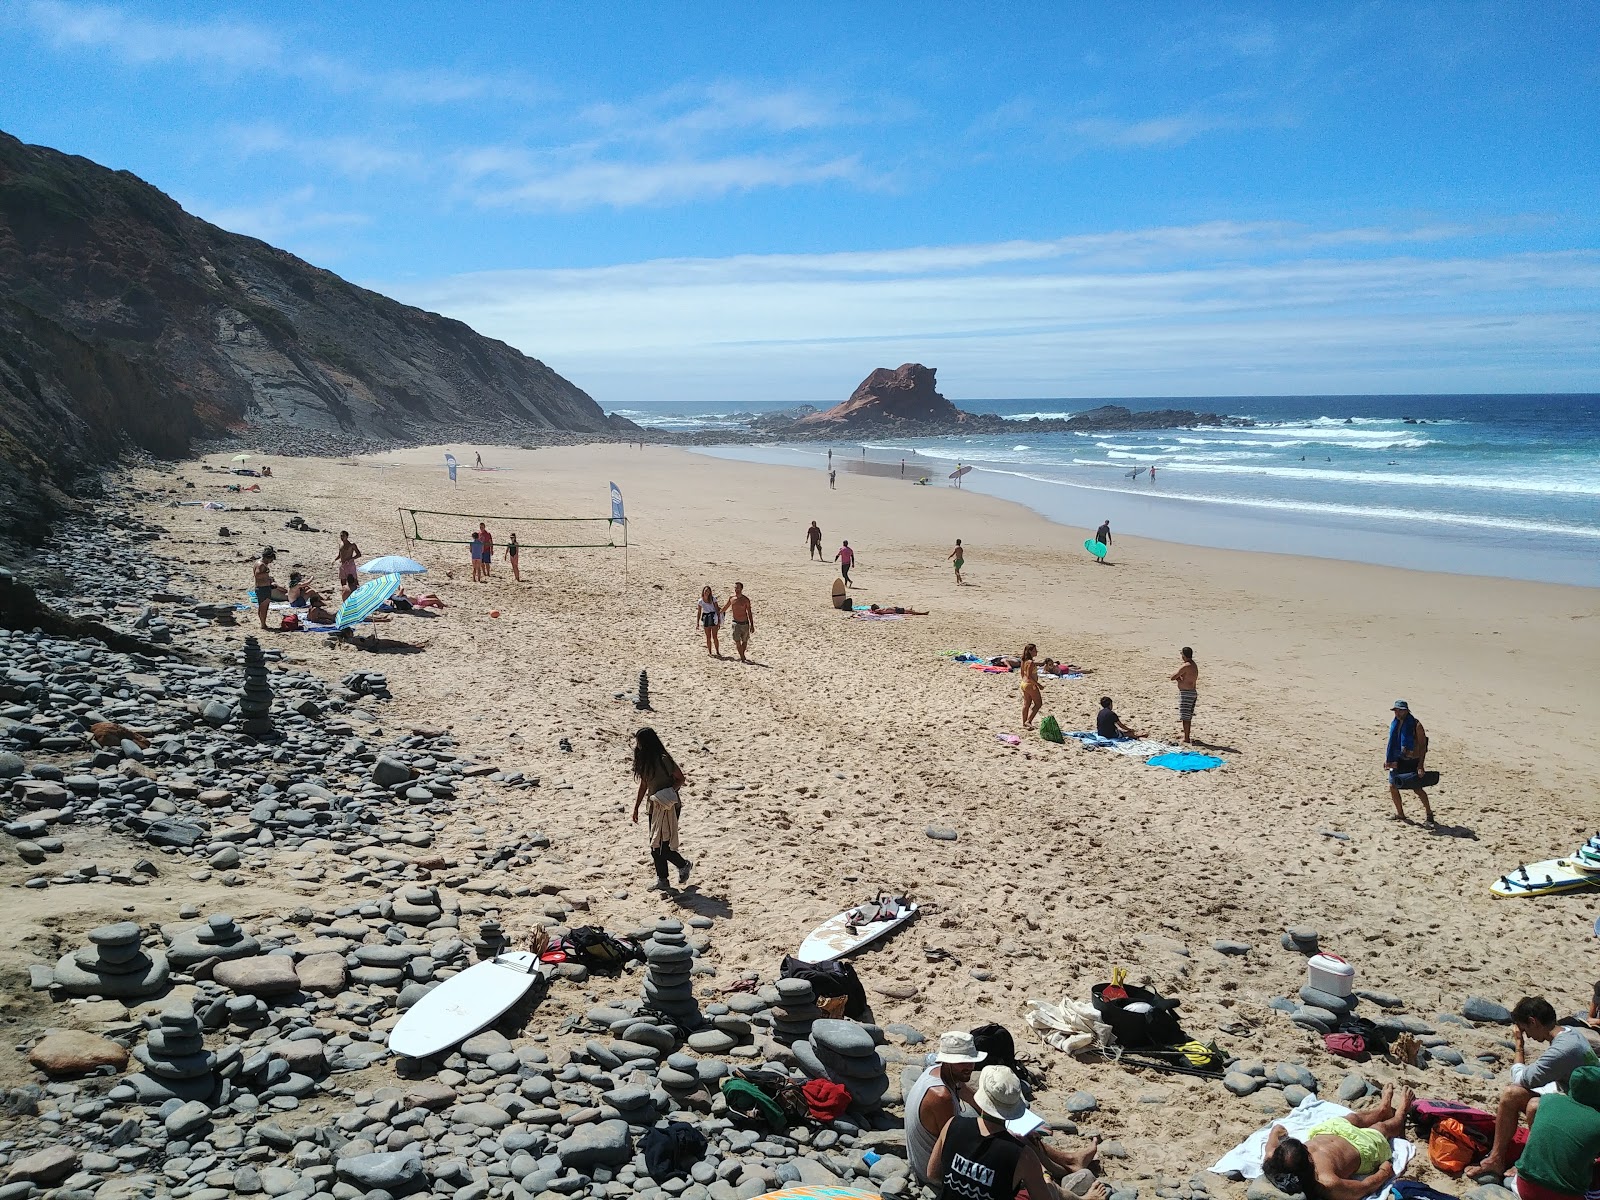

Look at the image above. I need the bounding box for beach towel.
[1147,752,1224,772]
[1068,733,1179,758]
[1040,672,1085,681]
[1210,1095,1414,1193]
[850,611,903,621]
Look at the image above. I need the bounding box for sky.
[3,1,1598,406]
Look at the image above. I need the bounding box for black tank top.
[938,1116,1022,1200]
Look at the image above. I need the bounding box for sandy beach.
[49,441,1584,1173]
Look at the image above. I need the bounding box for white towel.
[1209,1095,1414,1195]
[1068,733,1180,758]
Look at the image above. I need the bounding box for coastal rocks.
[771,977,824,1046]
[28,1029,130,1076]
[165,913,261,969]
[128,1003,217,1101]
[3,1146,79,1186]
[237,636,274,735]
[213,954,301,997]
[52,921,170,999]
[391,884,444,926]
[797,363,962,427]
[557,1118,633,1169]
[804,1018,891,1109]
[641,919,700,1025]
[336,1150,424,1192]
[1463,996,1513,1024]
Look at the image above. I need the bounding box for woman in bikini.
[1020,643,1043,730]
[695,585,723,658]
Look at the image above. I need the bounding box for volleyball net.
[398,507,627,551]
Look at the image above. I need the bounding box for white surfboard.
[388,951,550,1057]
[796,898,919,964]
[1490,859,1600,899]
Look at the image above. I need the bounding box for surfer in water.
[1094,520,1112,563]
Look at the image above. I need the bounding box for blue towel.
[1147,752,1224,772]
[1385,715,1417,763]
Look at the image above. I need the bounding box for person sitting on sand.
[1507,1064,1600,1200]
[1467,997,1600,1181]
[307,603,337,625]
[907,1031,986,1183]
[928,1065,1107,1200]
[1096,697,1141,739]
[1263,1084,1412,1200]
[868,604,929,615]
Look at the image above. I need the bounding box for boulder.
[4,1146,79,1186]
[337,1150,424,1192]
[557,1118,633,1169]
[214,955,301,996]
[29,1030,130,1076]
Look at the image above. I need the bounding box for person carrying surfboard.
[1094,520,1112,563]
[1383,700,1434,825]
[631,728,693,891]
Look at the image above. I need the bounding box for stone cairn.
[52,921,169,999]
[129,1002,217,1102]
[770,976,825,1046]
[634,669,652,711]
[640,919,699,1028]
[391,885,444,928]
[166,913,260,971]
[473,917,507,961]
[800,1017,891,1110]
[238,636,274,736]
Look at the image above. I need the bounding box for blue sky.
[4,1,1598,405]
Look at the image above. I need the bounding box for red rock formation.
[797,364,962,426]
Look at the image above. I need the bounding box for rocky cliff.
[0,130,620,547]
[797,363,961,426]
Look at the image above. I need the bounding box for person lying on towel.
[1263,1085,1412,1200]
[867,604,929,615]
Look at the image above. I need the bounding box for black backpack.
[971,1023,1019,1071]
[565,927,644,972]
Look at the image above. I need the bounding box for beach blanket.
[850,612,903,621]
[971,664,1009,672]
[1039,672,1085,681]
[1210,1095,1414,1194]
[1068,733,1179,758]
[1147,752,1224,772]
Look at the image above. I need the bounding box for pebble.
[925,826,959,841]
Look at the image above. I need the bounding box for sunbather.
[1263,1085,1411,1200]
[868,604,929,615]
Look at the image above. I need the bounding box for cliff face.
[797,363,961,427]
[0,130,616,544]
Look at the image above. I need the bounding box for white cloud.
[224,123,421,178]
[1067,113,1235,148]
[186,185,369,244]
[379,225,1600,403]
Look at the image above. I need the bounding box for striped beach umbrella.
[335,573,401,629]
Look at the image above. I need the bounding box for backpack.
[971,1023,1019,1072]
[1324,1032,1367,1060]
[1429,1117,1488,1175]
[564,927,644,972]
[1410,1099,1495,1136]
[1091,982,1186,1049]
[279,612,301,631]
[1039,715,1065,744]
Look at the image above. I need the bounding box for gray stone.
[1212,941,1252,956]
[1065,1091,1099,1113]
[810,1019,876,1057]
[214,955,300,996]
[1337,1074,1370,1103]
[1247,1177,1305,1200]
[925,826,959,841]
[3,1145,79,1186]
[687,1029,738,1054]
[1272,1063,1318,1091]
[556,1119,633,1169]
[1355,989,1404,1009]
[165,1099,212,1137]
[336,1150,424,1192]
[1224,1072,1264,1097]
[372,757,412,787]
[1463,1187,1518,1200]
[1283,1085,1313,1107]
[453,1101,513,1129]
[1462,997,1513,1024]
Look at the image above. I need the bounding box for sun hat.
[972,1065,1046,1138]
[934,1031,986,1065]
[1392,700,1409,711]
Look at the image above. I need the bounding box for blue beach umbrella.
[336,573,401,629]
[359,555,427,575]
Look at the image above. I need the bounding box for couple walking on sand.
[695,583,757,662]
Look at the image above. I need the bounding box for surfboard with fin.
[1490,859,1600,898]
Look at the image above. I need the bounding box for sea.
[611,394,1600,588]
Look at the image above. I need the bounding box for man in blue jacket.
[1384,700,1434,825]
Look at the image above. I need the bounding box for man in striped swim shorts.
[1171,646,1199,743]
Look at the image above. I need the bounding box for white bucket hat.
[935,1031,987,1064]
[973,1065,1046,1138]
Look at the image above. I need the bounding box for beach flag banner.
[610,482,625,523]
[445,453,458,483]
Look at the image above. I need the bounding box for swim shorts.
[1306,1117,1391,1176]
[732,621,751,646]
[1178,689,1198,720]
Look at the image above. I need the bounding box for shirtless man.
[1263,1085,1411,1200]
[334,531,362,598]
[948,538,966,584]
[722,582,756,663]
[806,521,824,561]
[252,548,278,630]
[1171,646,1199,743]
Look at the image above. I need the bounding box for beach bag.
[722,1077,789,1132]
[564,927,644,972]
[1091,981,1185,1049]
[1429,1117,1488,1175]
[971,1023,1020,1072]
[1411,1099,1495,1136]
[1324,1032,1367,1060]
[279,612,301,631]
[1039,715,1065,744]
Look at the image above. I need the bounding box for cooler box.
[1307,953,1355,997]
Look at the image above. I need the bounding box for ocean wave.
[1000,411,1075,421]
[1161,461,1600,497]
[972,468,1600,540]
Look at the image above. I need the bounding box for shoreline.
[692,443,1600,589]
[1,441,1597,1197]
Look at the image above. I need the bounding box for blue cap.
[1392,700,1409,711]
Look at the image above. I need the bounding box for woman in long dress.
[631,727,693,891]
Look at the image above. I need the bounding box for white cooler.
[1307,953,1355,997]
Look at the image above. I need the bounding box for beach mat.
[1068,733,1179,758]
[1147,752,1224,772]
